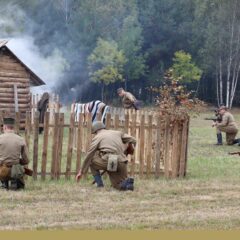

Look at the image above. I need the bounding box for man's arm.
[80,137,100,174]
[122,133,136,145]
[216,114,228,127]
[125,92,136,103]
[20,143,30,165]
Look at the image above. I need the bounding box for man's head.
[3,117,15,131]
[91,121,106,134]
[218,105,228,115]
[117,88,125,97]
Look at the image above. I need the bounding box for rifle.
[204,117,219,121]
[204,109,222,123]
[228,152,240,156]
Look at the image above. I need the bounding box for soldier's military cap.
[3,117,15,125]
[117,88,124,94]
[91,121,105,134]
[219,105,227,111]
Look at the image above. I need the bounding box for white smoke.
[0,1,70,95]
[0,1,92,104]
[6,37,69,94]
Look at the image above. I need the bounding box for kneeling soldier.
[213,106,239,145]
[76,121,136,191]
[0,117,29,190]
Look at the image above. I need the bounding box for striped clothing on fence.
[73,100,110,123]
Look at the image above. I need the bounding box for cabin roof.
[0,39,45,86]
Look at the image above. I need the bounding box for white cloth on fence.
[73,100,110,123]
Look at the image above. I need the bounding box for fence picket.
[24,111,31,150]
[146,115,153,177]
[41,112,50,180]
[24,109,189,179]
[76,113,83,173]
[65,113,75,180]
[179,116,189,177]
[155,117,161,178]
[51,113,59,180]
[56,113,64,179]
[32,111,39,180]
[130,113,136,176]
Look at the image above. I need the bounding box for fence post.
[179,116,189,177]
[139,114,145,177]
[86,113,92,150]
[65,112,75,180]
[51,113,60,180]
[76,113,83,174]
[105,113,111,129]
[155,117,161,178]
[171,119,180,178]
[14,112,20,135]
[130,113,136,176]
[164,116,171,178]
[124,113,129,134]
[114,114,119,130]
[41,112,50,180]
[146,115,153,177]
[56,113,64,179]
[184,116,190,176]
[24,111,31,150]
[32,111,39,180]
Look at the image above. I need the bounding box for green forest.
[1,0,240,107]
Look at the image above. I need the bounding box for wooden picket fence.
[0,109,190,180]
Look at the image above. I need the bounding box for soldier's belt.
[0,162,12,168]
[99,151,114,157]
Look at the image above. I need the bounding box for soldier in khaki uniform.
[0,117,29,190]
[117,88,141,110]
[76,121,136,191]
[213,106,239,145]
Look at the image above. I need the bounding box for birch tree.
[205,0,240,108]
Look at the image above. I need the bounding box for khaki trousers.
[216,125,238,145]
[90,153,128,190]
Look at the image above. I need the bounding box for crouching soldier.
[76,121,136,191]
[0,117,29,190]
[213,106,239,145]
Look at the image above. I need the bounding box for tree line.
[1,0,240,107]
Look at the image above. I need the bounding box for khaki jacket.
[81,129,136,174]
[216,111,238,130]
[122,92,136,109]
[0,132,29,166]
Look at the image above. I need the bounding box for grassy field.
[1,109,240,230]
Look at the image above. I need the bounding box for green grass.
[1,109,240,230]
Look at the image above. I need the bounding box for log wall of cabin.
[0,48,30,124]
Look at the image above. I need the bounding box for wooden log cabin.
[0,39,45,125]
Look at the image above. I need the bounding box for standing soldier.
[117,88,141,110]
[212,106,239,145]
[0,117,30,190]
[76,121,136,191]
